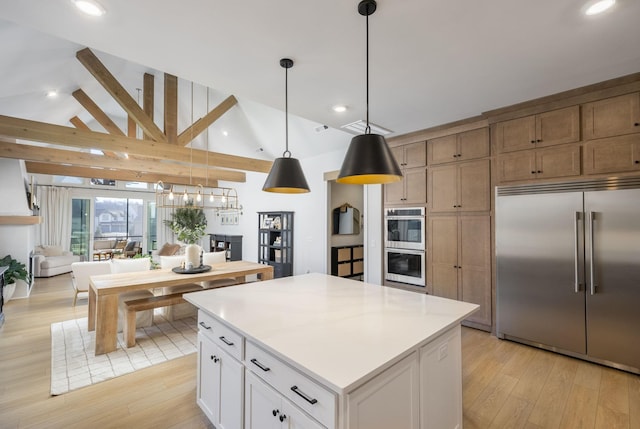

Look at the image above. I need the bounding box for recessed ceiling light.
[222,130,229,137]
[72,0,106,17]
[332,105,347,113]
[585,0,615,15]
[46,90,58,98]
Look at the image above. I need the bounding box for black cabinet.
[258,212,293,278]
[331,245,364,279]
[209,234,243,261]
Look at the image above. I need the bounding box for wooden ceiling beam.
[25,161,219,187]
[127,116,136,138]
[69,115,120,158]
[178,95,238,146]
[0,139,246,182]
[72,88,125,136]
[164,73,178,144]
[76,48,167,143]
[0,114,272,173]
[143,73,154,140]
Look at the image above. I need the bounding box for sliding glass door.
[71,198,91,260]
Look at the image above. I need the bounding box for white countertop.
[185,272,478,393]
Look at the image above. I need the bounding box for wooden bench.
[123,284,202,348]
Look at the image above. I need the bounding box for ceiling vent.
[340,120,392,136]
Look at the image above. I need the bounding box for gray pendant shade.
[337,133,402,185]
[262,58,310,194]
[262,156,310,193]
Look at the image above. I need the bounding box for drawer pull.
[291,385,318,405]
[199,321,212,330]
[219,336,234,346]
[250,358,271,372]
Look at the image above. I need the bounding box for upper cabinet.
[582,92,640,140]
[583,134,640,175]
[495,106,580,153]
[429,159,490,213]
[428,128,489,165]
[385,141,427,206]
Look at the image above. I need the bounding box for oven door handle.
[386,248,425,254]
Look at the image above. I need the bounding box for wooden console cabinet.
[331,245,364,279]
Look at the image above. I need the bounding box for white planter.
[185,244,202,269]
[3,282,16,302]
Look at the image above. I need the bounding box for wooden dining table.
[88,260,274,355]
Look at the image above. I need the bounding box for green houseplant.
[164,206,208,245]
[1,255,29,302]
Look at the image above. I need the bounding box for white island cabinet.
[185,273,478,429]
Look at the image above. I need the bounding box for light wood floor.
[0,275,638,428]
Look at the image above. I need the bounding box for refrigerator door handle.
[574,212,581,293]
[589,211,596,295]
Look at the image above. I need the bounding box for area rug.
[50,314,197,395]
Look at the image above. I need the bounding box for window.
[94,197,143,245]
[71,199,91,259]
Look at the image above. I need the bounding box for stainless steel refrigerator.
[496,178,640,373]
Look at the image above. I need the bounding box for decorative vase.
[3,282,16,302]
[185,244,202,269]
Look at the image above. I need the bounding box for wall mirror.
[332,204,360,235]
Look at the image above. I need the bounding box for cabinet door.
[403,141,427,169]
[583,134,640,175]
[420,326,462,429]
[390,145,405,167]
[428,134,457,165]
[535,106,580,148]
[219,348,244,429]
[429,165,457,213]
[384,179,406,205]
[283,401,324,429]
[347,353,419,429]
[245,372,281,429]
[429,216,458,300]
[536,145,581,180]
[458,127,490,161]
[403,167,427,205]
[458,160,490,212]
[459,216,491,326]
[198,333,220,424]
[496,151,537,183]
[495,115,536,153]
[583,92,640,140]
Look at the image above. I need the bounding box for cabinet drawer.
[198,310,244,361]
[337,248,351,262]
[352,261,364,275]
[352,246,364,260]
[337,263,352,277]
[246,341,336,428]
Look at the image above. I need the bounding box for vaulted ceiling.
[0,0,639,184]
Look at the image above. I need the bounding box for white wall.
[209,148,384,284]
[0,159,36,298]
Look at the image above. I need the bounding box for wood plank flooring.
[0,275,638,428]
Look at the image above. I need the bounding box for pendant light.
[337,0,402,185]
[262,58,310,193]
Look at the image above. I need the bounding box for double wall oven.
[384,207,425,288]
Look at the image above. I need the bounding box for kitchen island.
[185,272,478,429]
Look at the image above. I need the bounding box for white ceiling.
[0,0,639,161]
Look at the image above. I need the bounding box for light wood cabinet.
[582,92,640,140]
[386,141,427,205]
[429,159,490,213]
[428,215,491,326]
[496,145,581,183]
[583,134,640,175]
[495,106,580,153]
[384,167,426,205]
[428,128,489,165]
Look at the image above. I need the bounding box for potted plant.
[1,255,28,302]
[164,205,208,268]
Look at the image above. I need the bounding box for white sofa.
[32,245,81,278]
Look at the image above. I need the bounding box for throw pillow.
[124,241,136,252]
[157,242,180,256]
[38,245,64,257]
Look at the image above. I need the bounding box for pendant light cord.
[365,10,371,135]
[284,65,290,157]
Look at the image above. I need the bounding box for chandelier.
[155,181,242,215]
